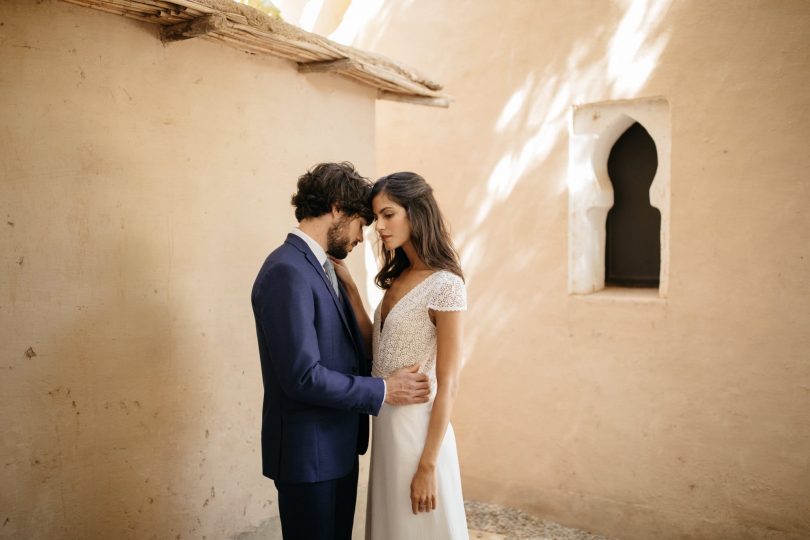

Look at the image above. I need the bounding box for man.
[251,162,430,540]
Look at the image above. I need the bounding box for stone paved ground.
[465,501,615,540]
[234,500,615,539]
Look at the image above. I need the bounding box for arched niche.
[568,98,670,297]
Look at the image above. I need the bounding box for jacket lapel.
[285,234,360,354]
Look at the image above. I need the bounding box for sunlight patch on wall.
[298,0,325,31]
[607,0,671,96]
[329,0,386,45]
[272,0,306,24]
[495,77,531,133]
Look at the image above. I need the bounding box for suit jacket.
[252,233,385,484]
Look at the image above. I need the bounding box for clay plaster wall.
[0,1,375,538]
[350,1,810,539]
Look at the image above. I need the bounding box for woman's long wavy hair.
[371,172,464,289]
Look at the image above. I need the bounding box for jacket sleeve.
[254,262,385,416]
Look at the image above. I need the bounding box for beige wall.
[0,1,375,538]
[350,1,810,539]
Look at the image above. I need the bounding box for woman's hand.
[328,256,356,292]
[410,463,437,514]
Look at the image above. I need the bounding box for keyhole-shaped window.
[605,122,661,287]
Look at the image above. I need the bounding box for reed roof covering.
[62,0,449,107]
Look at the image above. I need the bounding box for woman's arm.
[330,256,373,354]
[410,309,464,514]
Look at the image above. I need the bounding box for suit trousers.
[274,458,359,540]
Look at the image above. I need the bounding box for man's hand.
[329,256,356,293]
[384,364,430,405]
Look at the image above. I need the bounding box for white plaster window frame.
[567,97,670,298]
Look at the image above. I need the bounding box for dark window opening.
[605,122,661,288]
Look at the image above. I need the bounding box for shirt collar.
[290,228,327,266]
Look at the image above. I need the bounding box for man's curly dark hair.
[291,162,374,223]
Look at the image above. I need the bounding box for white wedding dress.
[365,270,469,540]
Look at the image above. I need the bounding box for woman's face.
[372,192,411,250]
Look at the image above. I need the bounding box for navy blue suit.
[252,233,385,539]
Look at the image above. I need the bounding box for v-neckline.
[379,271,440,332]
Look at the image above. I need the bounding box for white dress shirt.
[290,227,327,267]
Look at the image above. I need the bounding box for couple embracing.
[251,162,469,540]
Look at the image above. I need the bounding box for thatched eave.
[61,0,451,108]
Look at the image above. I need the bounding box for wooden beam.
[61,0,452,106]
[378,91,450,109]
[297,59,354,74]
[160,13,228,42]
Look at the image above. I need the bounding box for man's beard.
[326,218,352,260]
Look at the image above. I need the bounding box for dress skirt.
[365,401,469,540]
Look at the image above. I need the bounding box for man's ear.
[330,204,343,220]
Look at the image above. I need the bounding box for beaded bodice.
[372,271,466,394]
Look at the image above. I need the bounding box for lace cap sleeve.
[428,272,467,312]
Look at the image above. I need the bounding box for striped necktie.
[323,259,339,296]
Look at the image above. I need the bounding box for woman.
[332,172,469,539]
